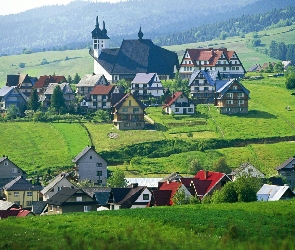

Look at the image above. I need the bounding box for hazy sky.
[0,0,123,16]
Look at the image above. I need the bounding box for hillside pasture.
[0,201,294,249]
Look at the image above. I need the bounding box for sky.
[0,0,123,16]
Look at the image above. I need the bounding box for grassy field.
[1,24,295,86]
[0,201,294,249]
[0,122,90,175]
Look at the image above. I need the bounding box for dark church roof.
[92,16,109,39]
[93,38,179,77]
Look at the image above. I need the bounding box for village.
[0,17,295,218]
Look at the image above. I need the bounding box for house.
[260,62,276,71]
[0,86,27,113]
[76,74,109,97]
[215,79,250,114]
[163,92,195,115]
[159,172,183,183]
[89,17,179,82]
[179,48,245,80]
[151,181,191,206]
[275,156,295,190]
[230,162,265,181]
[34,75,66,94]
[130,73,164,101]
[247,64,262,72]
[0,200,19,210]
[6,73,34,98]
[181,170,231,200]
[3,176,42,209]
[108,184,152,210]
[0,208,34,219]
[47,187,97,214]
[40,82,75,109]
[111,93,145,130]
[89,84,115,110]
[31,201,48,215]
[257,184,295,201]
[41,173,77,201]
[126,178,163,189]
[188,70,220,104]
[72,145,107,185]
[0,156,26,198]
[282,61,293,71]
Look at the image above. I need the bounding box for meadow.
[0,200,294,249]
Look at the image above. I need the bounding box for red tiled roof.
[157,181,181,205]
[90,84,115,95]
[152,190,172,206]
[34,75,66,89]
[164,92,183,107]
[0,209,32,218]
[181,178,211,199]
[17,210,32,217]
[193,170,226,198]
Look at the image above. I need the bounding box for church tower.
[91,16,110,59]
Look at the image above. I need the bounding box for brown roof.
[90,84,115,95]
[164,92,183,107]
[112,93,146,110]
[34,75,66,89]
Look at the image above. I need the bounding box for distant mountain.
[0,0,294,55]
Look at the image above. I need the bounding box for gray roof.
[0,200,18,210]
[276,157,295,170]
[131,73,158,84]
[231,162,265,178]
[126,178,162,188]
[44,82,73,95]
[77,74,108,87]
[257,184,294,201]
[160,172,182,182]
[32,201,47,215]
[72,146,105,163]
[3,176,42,191]
[216,79,250,98]
[82,187,111,198]
[0,86,13,97]
[41,173,75,195]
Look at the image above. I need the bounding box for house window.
[84,206,91,212]
[136,123,142,127]
[124,123,130,127]
[194,87,199,91]
[133,107,139,113]
[129,100,132,106]
[227,93,233,98]
[97,180,102,184]
[238,93,244,98]
[76,197,82,201]
[27,191,32,196]
[50,205,53,211]
[236,67,239,70]
[223,67,226,71]
[204,87,208,91]
[56,206,60,213]
[175,108,179,112]
[14,192,19,197]
[97,163,102,167]
[143,194,149,200]
[26,201,32,206]
[97,171,102,176]
[93,95,97,100]
[90,156,92,159]
[122,107,128,112]
[188,108,193,112]
[226,100,233,105]
[4,161,8,166]
[57,187,61,191]
[233,86,237,90]
[12,168,18,173]
[238,100,245,105]
[102,102,106,107]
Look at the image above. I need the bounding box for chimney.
[132,183,138,188]
[204,170,208,179]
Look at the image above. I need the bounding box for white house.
[130,73,164,100]
[163,92,195,115]
[257,184,294,201]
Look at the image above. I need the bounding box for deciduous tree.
[107,169,127,188]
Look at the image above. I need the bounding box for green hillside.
[1,24,295,86]
[1,201,295,249]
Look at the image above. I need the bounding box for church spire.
[102,21,107,35]
[96,16,99,28]
[138,26,143,40]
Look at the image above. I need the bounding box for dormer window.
[90,156,92,159]
[4,161,8,166]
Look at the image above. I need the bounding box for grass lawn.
[0,201,294,249]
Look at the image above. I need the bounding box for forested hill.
[0,0,294,55]
[155,6,295,46]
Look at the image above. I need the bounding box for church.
[89,17,179,83]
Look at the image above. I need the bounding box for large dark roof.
[94,39,179,77]
[276,157,295,170]
[4,176,42,191]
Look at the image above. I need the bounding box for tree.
[6,105,19,119]
[107,169,127,188]
[93,110,111,123]
[18,62,25,68]
[252,39,261,47]
[189,159,202,175]
[212,157,232,174]
[285,66,295,89]
[28,89,40,111]
[274,61,284,73]
[51,85,65,114]
[116,79,131,93]
[211,181,238,203]
[73,73,81,84]
[67,75,72,84]
[234,175,261,202]
[171,189,190,205]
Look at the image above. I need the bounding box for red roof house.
[163,91,195,115]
